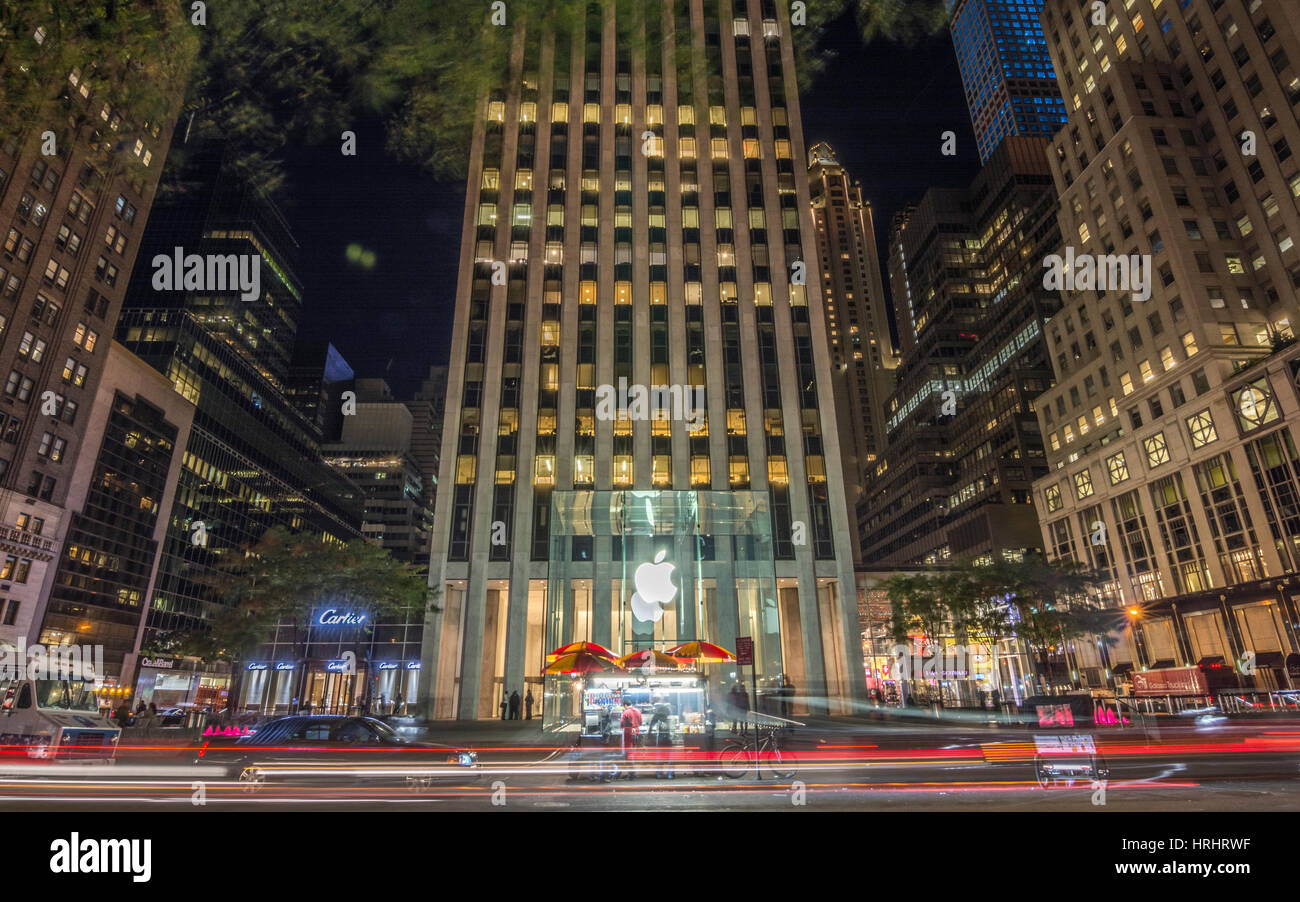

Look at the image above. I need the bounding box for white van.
[0,645,120,760]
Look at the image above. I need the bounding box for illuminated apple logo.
[630,550,676,623]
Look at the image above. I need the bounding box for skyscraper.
[1032,0,1300,690]
[860,136,1060,567]
[118,169,363,689]
[947,0,1069,162]
[0,19,188,648]
[36,343,195,681]
[807,141,897,559]
[323,378,431,563]
[423,1,863,720]
[407,364,447,561]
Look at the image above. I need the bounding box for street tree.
[882,556,1121,698]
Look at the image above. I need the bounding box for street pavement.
[3,711,1299,810]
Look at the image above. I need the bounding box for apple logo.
[630,550,676,623]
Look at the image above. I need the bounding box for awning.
[1111,662,1136,674]
[1149,659,1177,669]
[1198,656,1226,667]
[1252,651,1285,667]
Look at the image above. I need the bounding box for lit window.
[534,455,555,486]
[1073,469,1095,499]
[1143,432,1170,467]
[1106,452,1130,484]
[1186,410,1217,448]
[1120,372,1134,395]
[1045,484,1063,512]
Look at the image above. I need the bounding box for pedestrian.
[648,696,673,778]
[499,691,508,720]
[732,681,750,733]
[138,703,157,738]
[509,689,521,720]
[619,699,642,761]
[990,688,1002,721]
[525,689,534,720]
[781,675,795,719]
[115,701,133,729]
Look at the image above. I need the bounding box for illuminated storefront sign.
[317,609,367,626]
[275,663,295,672]
[247,663,268,672]
[630,550,676,623]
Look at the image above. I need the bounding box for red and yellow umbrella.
[616,649,683,671]
[666,641,736,664]
[546,641,616,663]
[543,652,626,675]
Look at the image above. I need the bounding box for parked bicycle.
[720,722,796,780]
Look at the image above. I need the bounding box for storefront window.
[543,491,780,728]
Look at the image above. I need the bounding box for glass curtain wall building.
[423,0,863,721]
[947,0,1069,162]
[118,170,364,669]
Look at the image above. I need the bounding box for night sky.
[281,19,981,397]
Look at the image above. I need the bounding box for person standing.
[499,690,508,720]
[525,689,535,720]
[115,701,133,729]
[509,690,521,720]
[138,703,157,738]
[620,700,642,758]
[733,681,750,733]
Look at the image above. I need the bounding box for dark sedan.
[195,715,479,792]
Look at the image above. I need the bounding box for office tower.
[0,31,186,648]
[1032,0,1300,690]
[807,141,898,561]
[424,0,863,720]
[323,378,432,563]
[288,341,356,443]
[860,136,1061,567]
[407,365,447,560]
[886,204,919,356]
[35,343,194,682]
[947,0,1069,162]
[117,169,363,696]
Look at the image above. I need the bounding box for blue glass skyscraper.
[947,0,1068,162]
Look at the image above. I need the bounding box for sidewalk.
[412,717,549,747]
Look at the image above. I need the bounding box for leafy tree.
[0,1,197,136]
[176,527,437,714]
[882,555,1122,697]
[12,0,949,197]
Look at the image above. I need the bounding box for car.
[194,715,479,792]
[158,706,193,727]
